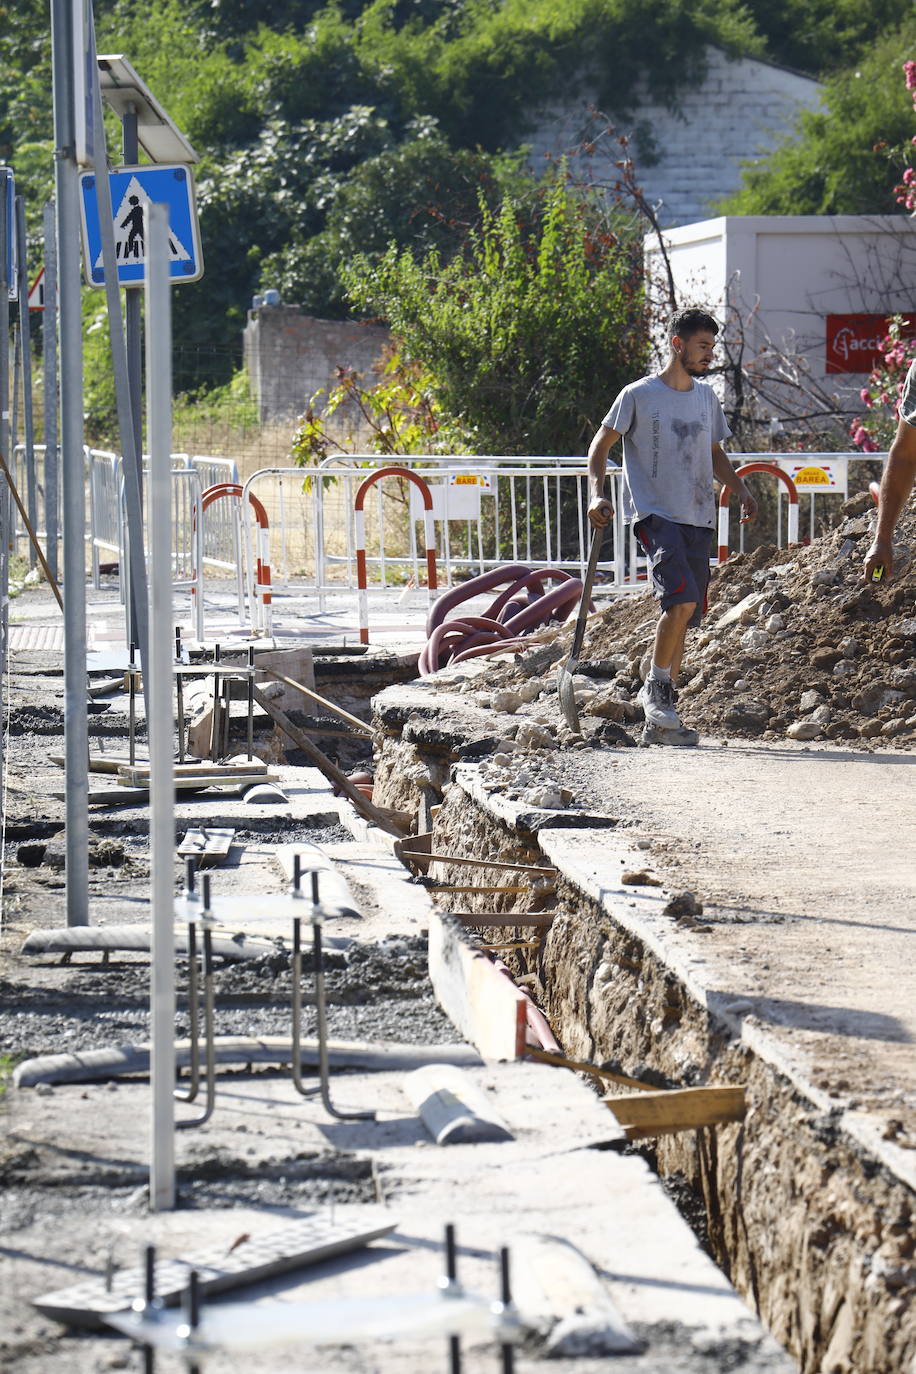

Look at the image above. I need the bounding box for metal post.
[51,0,90,927]
[15,195,37,567]
[87,15,148,664]
[43,199,59,583]
[146,199,175,1210]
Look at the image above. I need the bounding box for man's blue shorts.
[634,514,713,628]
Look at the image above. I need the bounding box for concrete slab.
[4,1060,795,1373]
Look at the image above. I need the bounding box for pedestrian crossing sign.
[78,164,203,288]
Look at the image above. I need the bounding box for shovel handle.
[568,527,604,664]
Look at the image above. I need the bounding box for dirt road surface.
[549,738,916,1147]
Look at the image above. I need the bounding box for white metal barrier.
[88,448,121,587]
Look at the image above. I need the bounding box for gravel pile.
[472,492,916,749]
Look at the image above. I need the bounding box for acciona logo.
[833,327,882,362]
[826,313,916,374]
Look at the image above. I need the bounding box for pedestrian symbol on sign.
[101,176,192,271]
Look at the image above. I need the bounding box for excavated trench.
[371,696,916,1374]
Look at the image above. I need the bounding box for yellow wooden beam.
[604,1085,746,1140]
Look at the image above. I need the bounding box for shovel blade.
[557,662,581,733]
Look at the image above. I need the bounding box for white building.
[528,45,822,227]
[645,214,916,426]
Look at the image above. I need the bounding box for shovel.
[556,525,604,733]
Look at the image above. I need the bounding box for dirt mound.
[483,493,916,747]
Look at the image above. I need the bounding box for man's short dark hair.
[670,308,719,341]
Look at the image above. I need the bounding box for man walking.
[587,308,757,746]
[863,357,916,581]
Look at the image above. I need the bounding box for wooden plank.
[429,884,530,896]
[123,761,268,781]
[260,667,372,737]
[117,772,278,791]
[526,1047,658,1093]
[400,851,555,876]
[480,940,541,952]
[604,1085,747,1139]
[253,686,409,838]
[427,909,528,1062]
[448,912,555,929]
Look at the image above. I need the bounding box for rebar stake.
[175,626,185,764]
[312,880,375,1122]
[290,915,320,1100]
[178,1269,202,1374]
[173,920,200,1104]
[441,1222,462,1374]
[177,883,216,1130]
[246,644,255,760]
[128,642,137,766]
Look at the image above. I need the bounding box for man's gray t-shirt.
[900,359,916,427]
[602,376,732,530]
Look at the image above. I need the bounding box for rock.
[881,718,907,736]
[811,646,842,670]
[491,753,513,768]
[879,689,906,709]
[832,660,857,678]
[786,720,823,740]
[714,591,767,629]
[516,721,555,750]
[491,689,523,714]
[586,691,641,724]
[895,618,916,637]
[620,870,663,887]
[889,667,916,693]
[663,890,703,917]
[811,569,836,587]
[733,678,750,690]
[516,679,542,704]
[765,613,785,632]
[810,705,832,726]
[859,718,883,739]
[740,628,770,650]
[799,689,825,713]
[837,636,860,657]
[724,699,770,731]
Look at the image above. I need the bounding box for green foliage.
[738,0,913,76]
[345,174,646,455]
[291,348,453,461]
[722,27,916,215]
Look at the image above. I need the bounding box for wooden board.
[400,851,555,876]
[604,1085,747,1139]
[427,909,528,1062]
[448,912,555,929]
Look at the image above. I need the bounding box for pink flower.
[861,438,879,453]
[859,387,871,403]
[905,61,916,91]
[851,425,868,445]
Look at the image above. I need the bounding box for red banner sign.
[825,313,916,374]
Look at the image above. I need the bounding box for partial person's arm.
[863,417,916,580]
[586,424,620,528]
[712,444,758,522]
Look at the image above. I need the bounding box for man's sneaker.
[637,676,681,729]
[640,721,699,747]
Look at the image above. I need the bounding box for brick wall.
[528,46,821,227]
[243,306,392,424]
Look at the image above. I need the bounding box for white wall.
[528,46,821,227]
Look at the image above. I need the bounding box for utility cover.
[78,164,203,287]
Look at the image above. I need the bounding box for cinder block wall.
[244,306,392,424]
[528,46,821,227]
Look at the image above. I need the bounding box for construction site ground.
[2,485,916,1374]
